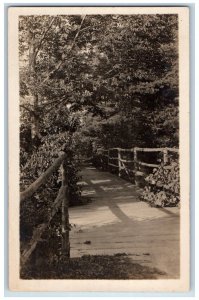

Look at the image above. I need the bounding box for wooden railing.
[20,152,70,266]
[94,147,179,184]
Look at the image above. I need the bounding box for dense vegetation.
[20,14,178,156]
[142,161,180,207]
[19,14,179,274]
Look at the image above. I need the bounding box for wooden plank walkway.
[69,164,180,278]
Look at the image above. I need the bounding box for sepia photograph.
[8,6,189,292]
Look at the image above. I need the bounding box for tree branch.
[20,104,34,113]
[70,15,87,50]
[43,97,70,114]
[40,15,86,86]
[34,17,56,58]
[79,25,91,33]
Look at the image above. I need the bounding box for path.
[69,164,180,278]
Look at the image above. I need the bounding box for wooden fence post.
[134,147,138,185]
[134,147,137,169]
[118,148,122,177]
[61,159,70,258]
[108,149,110,170]
[163,148,168,165]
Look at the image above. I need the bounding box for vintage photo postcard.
[8,6,189,292]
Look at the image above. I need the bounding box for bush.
[20,132,82,245]
[141,161,180,207]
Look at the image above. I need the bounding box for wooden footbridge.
[20,146,179,277]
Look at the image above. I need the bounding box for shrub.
[141,161,180,207]
[20,132,82,245]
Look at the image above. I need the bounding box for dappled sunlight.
[69,200,177,229]
[91,179,111,184]
[117,202,176,221]
[77,181,88,186]
[70,205,121,228]
[113,195,137,200]
[82,189,96,196]
[100,185,123,191]
[125,184,135,189]
[85,167,97,170]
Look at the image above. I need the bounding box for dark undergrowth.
[21,253,166,280]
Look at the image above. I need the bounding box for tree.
[20,14,178,151]
[76,14,179,148]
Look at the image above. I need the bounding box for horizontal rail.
[110,158,159,167]
[135,147,165,152]
[97,149,108,152]
[108,163,119,168]
[136,161,160,168]
[99,147,178,154]
[135,147,179,153]
[108,148,120,151]
[108,148,134,152]
[166,148,179,153]
[119,148,134,152]
[20,153,66,202]
[119,159,134,163]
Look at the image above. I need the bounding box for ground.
[69,163,180,279]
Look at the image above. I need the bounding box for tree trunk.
[28,30,41,142]
[61,159,70,258]
[30,94,41,140]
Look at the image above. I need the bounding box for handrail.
[20,153,66,202]
[21,185,67,265]
[94,146,179,182]
[134,147,164,152]
[166,148,179,153]
[119,159,134,163]
[109,147,134,152]
[20,152,70,266]
[109,163,119,168]
[135,147,179,153]
[136,161,160,168]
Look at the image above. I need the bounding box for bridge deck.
[69,164,180,278]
